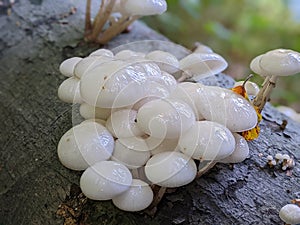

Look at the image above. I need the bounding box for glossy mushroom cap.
[59,57,82,77]
[196,85,258,132]
[57,122,114,170]
[250,49,300,77]
[80,161,132,200]
[179,52,228,80]
[218,133,249,163]
[179,121,235,161]
[145,151,197,188]
[279,204,300,225]
[112,179,154,211]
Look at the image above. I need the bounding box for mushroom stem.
[253,75,278,112]
[87,0,116,42]
[196,161,217,178]
[96,15,139,44]
[84,0,92,35]
[177,72,191,83]
[145,185,167,216]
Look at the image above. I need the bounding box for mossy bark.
[0,1,299,225]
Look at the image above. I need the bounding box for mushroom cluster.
[57,42,300,212]
[84,0,167,44]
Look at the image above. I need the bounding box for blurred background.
[143,0,300,111]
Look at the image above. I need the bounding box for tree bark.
[0,1,299,225]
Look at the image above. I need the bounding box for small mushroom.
[218,133,249,164]
[57,77,83,104]
[196,85,258,132]
[279,204,300,225]
[84,0,167,44]
[179,121,235,161]
[178,52,228,81]
[144,151,197,188]
[112,179,154,212]
[80,161,132,200]
[169,82,205,120]
[59,57,82,77]
[251,49,300,112]
[105,109,144,138]
[146,136,179,155]
[137,98,196,139]
[74,55,113,78]
[111,138,151,169]
[145,50,179,74]
[57,122,114,170]
[233,80,260,96]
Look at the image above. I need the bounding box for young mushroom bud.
[80,161,132,200]
[179,121,235,161]
[196,85,258,132]
[111,138,151,169]
[218,133,249,164]
[145,50,179,74]
[59,57,82,77]
[144,151,197,188]
[233,80,260,97]
[58,77,83,104]
[112,179,154,211]
[178,52,228,82]
[136,98,196,139]
[57,122,114,170]
[279,204,300,225]
[106,109,144,138]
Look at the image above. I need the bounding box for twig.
[84,0,92,35]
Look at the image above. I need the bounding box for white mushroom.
[74,56,113,78]
[79,103,112,120]
[57,122,114,170]
[137,98,196,139]
[146,50,179,74]
[179,52,228,81]
[196,85,258,132]
[169,82,205,120]
[179,121,235,161]
[233,80,260,96]
[251,49,300,111]
[218,133,249,163]
[59,57,82,77]
[80,161,132,200]
[112,179,153,211]
[111,138,151,169]
[106,109,144,138]
[146,136,179,155]
[80,60,172,108]
[279,204,300,225]
[144,151,197,188]
[57,77,83,104]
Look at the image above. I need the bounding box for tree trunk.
[0,1,299,225]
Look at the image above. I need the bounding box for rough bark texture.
[0,1,299,225]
